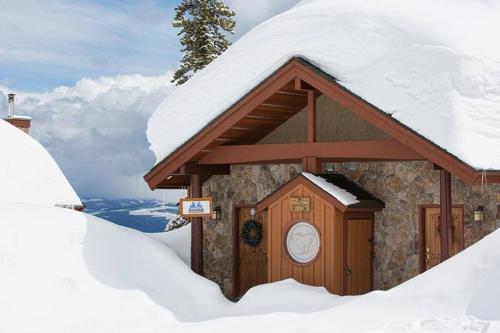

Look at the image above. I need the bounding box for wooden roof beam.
[198,140,424,165]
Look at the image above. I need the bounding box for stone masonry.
[202,162,500,297]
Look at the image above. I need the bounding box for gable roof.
[146,0,500,187]
[256,172,385,212]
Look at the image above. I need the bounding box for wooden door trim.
[418,204,464,273]
[342,212,375,295]
[232,204,256,299]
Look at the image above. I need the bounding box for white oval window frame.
[283,220,321,265]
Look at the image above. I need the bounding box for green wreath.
[241,219,262,247]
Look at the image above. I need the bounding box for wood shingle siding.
[259,95,390,145]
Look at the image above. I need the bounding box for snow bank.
[0,203,337,333]
[0,120,81,207]
[2,201,500,332]
[0,203,233,332]
[148,224,191,265]
[192,228,500,332]
[148,0,500,171]
[233,279,349,316]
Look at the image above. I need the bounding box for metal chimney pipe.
[7,93,15,118]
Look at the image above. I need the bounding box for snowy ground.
[1,202,500,332]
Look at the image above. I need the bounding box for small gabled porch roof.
[256,172,385,213]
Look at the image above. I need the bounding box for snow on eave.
[301,172,359,206]
[147,56,490,180]
[147,0,500,173]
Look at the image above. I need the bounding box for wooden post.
[439,169,452,261]
[304,91,320,173]
[302,157,321,173]
[307,90,317,143]
[190,174,203,275]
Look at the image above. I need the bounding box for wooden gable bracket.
[145,57,499,190]
[294,77,320,92]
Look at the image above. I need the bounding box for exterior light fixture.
[473,206,485,222]
[212,206,222,220]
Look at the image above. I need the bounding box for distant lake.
[83,198,177,233]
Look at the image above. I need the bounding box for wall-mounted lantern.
[212,206,222,220]
[473,206,485,222]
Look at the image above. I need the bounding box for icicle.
[481,169,488,190]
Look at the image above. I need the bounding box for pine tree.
[171,0,236,85]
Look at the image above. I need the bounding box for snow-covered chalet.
[144,0,500,298]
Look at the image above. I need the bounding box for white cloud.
[0,72,185,201]
[0,0,302,200]
[0,0,178,90]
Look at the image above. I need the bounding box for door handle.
[346,267,352,275]
[426,247,430,264]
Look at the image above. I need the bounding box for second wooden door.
[423,206,464,270]
[346,218,373,295]
[238,207,267,296]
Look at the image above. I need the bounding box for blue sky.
[0,0,178,91]
[0,0,300,200]
[0,0,299,91]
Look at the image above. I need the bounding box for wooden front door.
[422,206,464,271]
[238,207,267,296]
[346,218,373,295]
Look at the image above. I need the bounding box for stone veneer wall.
[202,162,500,296]
[202,164,302,296]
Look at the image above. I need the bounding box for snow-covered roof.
[0,120,82,207]
[301,172,359,206]
[148,0,500,171]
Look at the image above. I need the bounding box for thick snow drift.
[148,0,500,171]
[0,120,81,207]
[191,228,500,332]
[0,203,232,332]
[0,204,341,332]
[1,202,500,332]
[148,224,191,265]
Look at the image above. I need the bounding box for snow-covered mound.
[148,224,191,265]
[2,201,500,332]
[148,0,500,170]
[195,229,500,332]
[233,279,349,316]
[0,120,81,207]
[0,203,233,332]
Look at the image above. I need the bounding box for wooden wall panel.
[266,183,342,294]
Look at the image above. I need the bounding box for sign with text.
[290,197,311,212]
[180,197,212,217]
